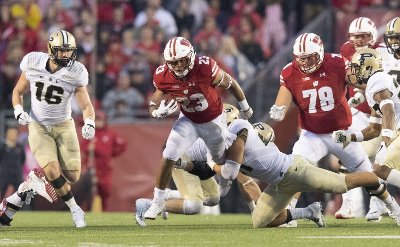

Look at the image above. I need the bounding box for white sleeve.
[77,67,89,87]
[20,53,30,72]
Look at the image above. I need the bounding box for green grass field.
[2,212,400,246]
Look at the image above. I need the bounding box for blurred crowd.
[0,0,334,123]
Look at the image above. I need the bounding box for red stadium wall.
[108,123,173,212]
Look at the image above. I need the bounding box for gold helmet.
[349,48,382,85]
[223,104,239,125]
[384,17,400,54]
[252,122,275,146]
[48,30,77,67]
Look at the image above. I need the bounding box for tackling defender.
[332,47,400,226]
[11,30,95,227]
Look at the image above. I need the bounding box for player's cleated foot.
[0,199,12,228]
[18,168,58,203]
[335,199,355,219]
[366,197,387,222]
[307,202,325,227]
[135,199,152,226]
[71,207,86,228]
[386,197,400,226]
[219,178,232,197]
[144,200,164,220]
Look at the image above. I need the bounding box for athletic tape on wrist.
[355,131,364,142]
[380,99,394,109]
[382,129,394,139]
[370,116,382,124]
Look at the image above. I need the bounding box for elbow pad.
[221,159,240,180]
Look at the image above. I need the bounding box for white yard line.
[299,236,400,239]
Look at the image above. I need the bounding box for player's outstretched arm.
[12,72,32,125]
[213,70,253,119]
[76,86,95,139]
[270,86,292,121]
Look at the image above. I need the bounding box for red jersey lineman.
[270,33,374,198]
[142,37,253,221]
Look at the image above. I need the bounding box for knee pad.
[50,175,67,189]
[183,200,202,215]
[203,197,219,207]
[365,184,386,196]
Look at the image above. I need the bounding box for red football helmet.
[293,33,324,74]
[348,17,377,50]
[163,37,196,78]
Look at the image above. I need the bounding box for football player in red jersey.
[269,33,400,220]
[144,37,253,219]
[337,17,388,221]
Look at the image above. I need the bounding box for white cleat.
[307,202,325,227]
[219,178,232,197]
[386,197,400,226]
[135,199,152,226]
[144,200,164,220]
[335,199,355,219]
[18,168,58,203]
[366,197,388,222]
[71,207,86,228]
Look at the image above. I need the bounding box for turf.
[2,212,400,246]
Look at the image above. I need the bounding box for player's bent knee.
[203,197,219,207]
[333,183,348,194]
[183,200,202,215]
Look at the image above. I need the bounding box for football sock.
[165,190,182,200]
[290,208,312,220]
[386,169,400,188]
[65,197,78,209]
[154,187,165,202]
[247,200,255,212]
[7,193,23,207]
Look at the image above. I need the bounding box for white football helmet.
[293,33,324,74]
[348,17,377,50]
[163,37,196,78]
[349,48,382,85]
[252,122,275,146]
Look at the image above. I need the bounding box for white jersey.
[366,71,400,130]
[376,46,400,83]
[20,52,88,125]
[228,119,294,185]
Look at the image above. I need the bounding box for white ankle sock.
[154,187,165,201]
[382,195,394,204]
[386,169,400,188]
[290,208,312,220]
[7,193,23,207]
[247,201,255,212]
[65,197,78,210]
[165,190,182,200]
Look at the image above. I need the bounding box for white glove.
[376,142,393,166]
[348,92,365,108]
[82,118,95,140]
[173,158,187,170]
[269,105,286,121]
[332,130,352,149]
[152,99,178,118]
[239,107,253,120]
[14,104,32,125]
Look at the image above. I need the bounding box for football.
[156,94,177,107]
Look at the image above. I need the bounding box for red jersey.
[340,42,385,114]
[280,53,352,134]
[153,56,223,124]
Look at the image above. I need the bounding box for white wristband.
[14,104,24,119]
[380,99,394,109]
[382,129,394,139]
[238,100,249,110]
[355,131,364,142]
[370,116,382,124]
